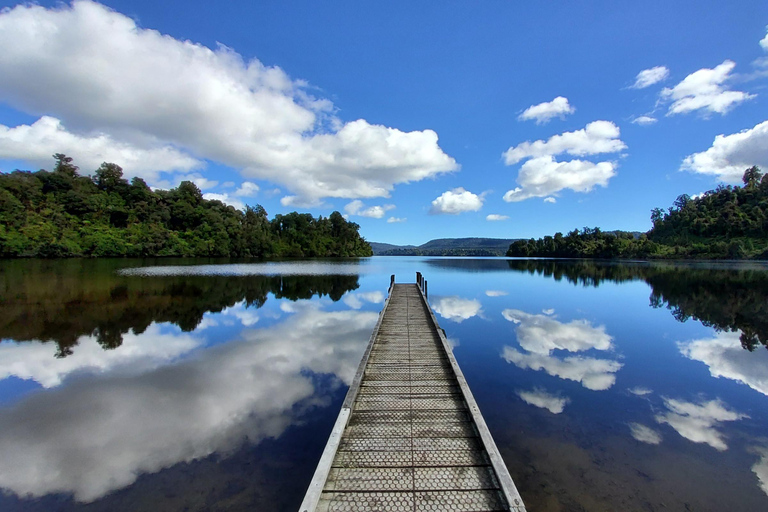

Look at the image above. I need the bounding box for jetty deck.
[300,276,526,512]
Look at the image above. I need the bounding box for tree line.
[0,154,372,258]
[507,166,768,260]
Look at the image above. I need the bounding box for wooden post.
[390,274,395,292]
[424,280,427,298]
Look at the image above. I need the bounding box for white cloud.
[502,309,613,355]
[0,324,201,388]
[628,386,653,396]
[220,301,261,326]
[234,181,260,197]
[680,120,768,183]
[0,1,457,202]
[502,347,623,391]
[502,121,625,202]
[517,388,570,414]
[432,296,482,323]
[429,187,484,214]
[0,303,376,502]
[542,308,555,315]
[631,66,670,89]
[486,214,509,221]
[628,423,662,444]
[660,60,755,116]
[503,121,626,165]
[543,197,557,203]
[387,216,406,223]
[0,116,200,181]
[485,290,508,297]
[655,397,747,451]
[518,96,575,124]
[632,115,658,126]
[679,331,768,396]
[344,199,396,219]
[202,192,245,210]
[761,28,768,51]
[503,156,616,202]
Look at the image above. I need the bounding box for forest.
[0,155,372,258]
[507,166,768,260]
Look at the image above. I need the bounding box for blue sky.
[0,0,767,245]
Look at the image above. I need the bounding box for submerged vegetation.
[507,166,768,260]
[0,154,372,258]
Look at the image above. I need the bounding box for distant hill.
[371,237,518,256]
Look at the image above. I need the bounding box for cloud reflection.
[343,291,385,309]
[0,303,376,502]
[432,296,482,323]
[501,309,622,390]
[679,331,768,396]
[628,422,663,444]
[0,324,201,388]
[516,388,570,414]
[655,397,748,451]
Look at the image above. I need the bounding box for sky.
[0,0,767,245]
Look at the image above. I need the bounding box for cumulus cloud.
[518,96,575,124]
[202,192,246,210]
[502,121,625,202]
[234,181,260,197]
[516,388,570,414]
[502,348,622,391]
[680,120,768,183]
[655,397,747,451]
[632,115,658,126]
[501,309,621,390]
[0,1,457,202]
[762,28,768,51]
[660,60,755,116]
[543,197,557,203]
[0,324,201,388]
[628,386,653,396]
[429,187,484,214]
[628,422,662,444]
[432,296,482,323]
[631,66,670,89]
[679,331,768,396]
[0,303,376,502]
[502,309,613,355]
[486,214,509,221]
[387,216,406,223]
[0,116,200,181]
[503,156,616,202]
[503,121,626,165]
[344,200,396,219]
[485,290,508,297]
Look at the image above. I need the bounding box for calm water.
[2,257,768,511]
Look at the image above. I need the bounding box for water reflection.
[628,422,663,444]
[654,397,748,451]
[501,308,622,390]
[516,388,570,414]
[502,259,768,351]
[679,331,768,396]
[0,302,375,502]
[431,296,483,323]
[0,259,361,357]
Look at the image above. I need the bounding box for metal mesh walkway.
[301,281,526,512]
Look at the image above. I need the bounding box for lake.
[1,256,768,511]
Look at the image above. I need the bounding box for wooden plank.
[300,279,527,512]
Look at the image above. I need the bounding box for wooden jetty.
[300,274,527,512]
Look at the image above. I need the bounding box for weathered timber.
[300,275,526,512]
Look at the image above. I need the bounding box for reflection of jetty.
[300,274,527,511]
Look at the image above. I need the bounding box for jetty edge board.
[299,275,527,512]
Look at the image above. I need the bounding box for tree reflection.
[0,259,360,356]
[505,259,768,351]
